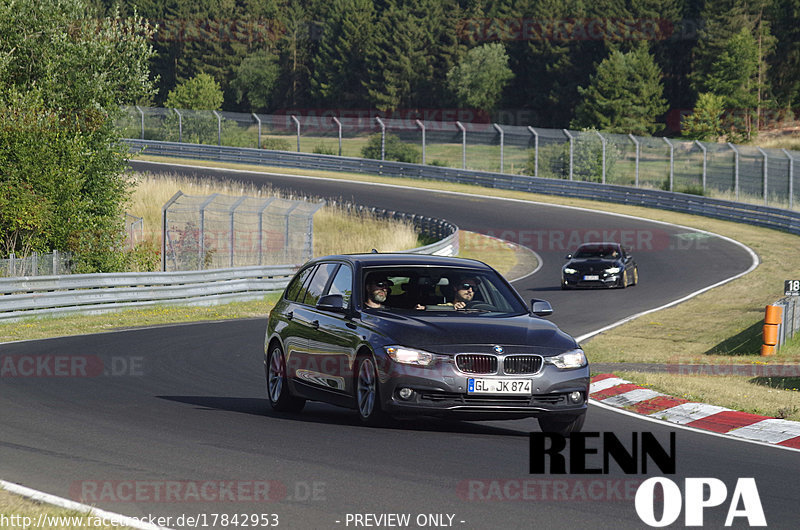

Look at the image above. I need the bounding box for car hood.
[363,312,578,355]
[564,258,621,270]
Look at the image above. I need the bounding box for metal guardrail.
[127,140,800,237]
[0,207,457,321]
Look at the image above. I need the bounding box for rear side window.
[285,266,315,302]
[327,264,353,308]
[301,263,338,306]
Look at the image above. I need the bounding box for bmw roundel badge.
[493,345,504,354]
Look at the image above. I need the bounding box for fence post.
[135,105,145,140]
[663,137,674,192]
[257,198,276,266]
[333,117,342,156]
[162,191,183,272]
[285,202,301,263]
[562,129,574,180]
[174,109,183,143]
[290,115,301,152]
[456,121,467,169]
[212,110,222,146]
[32,252,38,276]
[757,147,768,206]
[695,140,707,194]
[595,131,607,184]
[53,250,59,276]
[629,134,640,187]
[416,119,426,165]
[527,126,539,178]
[252,113,261,149]
[493,123,504,173]
[198,194,218,270]
[375,117,386,161]
[727,142,740,200]
[229,196,248,268]
[783,148,794,209]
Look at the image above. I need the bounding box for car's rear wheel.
[356,355,389,426]
[632,266,639,286]
[538,412,586,436]
[267,345,305,412]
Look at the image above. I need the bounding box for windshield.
[361,266,527,314]
[573,245,620,259]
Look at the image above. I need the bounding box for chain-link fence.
[161,191,325,272]
[0,251,74,277]
[121,106,800,210]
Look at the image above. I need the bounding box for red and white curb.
[590,374,800,449]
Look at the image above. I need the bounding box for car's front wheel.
[267,345,305,413]
[356,355,389,426]
[538,412,586,436]
[619,269,628,288]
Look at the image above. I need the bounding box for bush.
[313,143,337,155]
[261,137,292,151]
[361,133,422,164]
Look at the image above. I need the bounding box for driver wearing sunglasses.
[365,274,394,309]
[451,277,480,310]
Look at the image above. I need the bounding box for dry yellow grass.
[126,172,420,257]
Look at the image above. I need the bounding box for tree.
[572,44,667,135]
[232,51,280,112]
[165,73,225,110]
[0,0,155,271]
[681,93,726,141]
[446,43,514,112]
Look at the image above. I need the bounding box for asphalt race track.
[1,160,797,529]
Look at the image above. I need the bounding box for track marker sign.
[785,280,800,296]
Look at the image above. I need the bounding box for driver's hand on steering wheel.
[453,301,466,310]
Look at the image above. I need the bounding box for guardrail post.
[695,140,707,193]
[493,124,505,173]
[252,113,262,149]
[595,131,607,184]
[629,134,640,187]
[783,148,794,209]
[563,129,574,180]
[375,117,386,161]
[456,121,466,169]
[135,105,145,139]
[333,117,343,156]
[416,119,426,165]
[527,126,539,178]
[174,109,183,143]
[727,142,740,200]
[757,147,769,205]
[663,137,674,192]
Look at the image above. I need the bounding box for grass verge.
[0,487,133,530]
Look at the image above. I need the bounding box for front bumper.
[377,358,589,419]
[562,272,620,288]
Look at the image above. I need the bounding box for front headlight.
[386,346,434,366]
[605,267,621,274]
[563,267,578,274]
[546,349,587,369]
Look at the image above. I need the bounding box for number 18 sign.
[786,280,800,296]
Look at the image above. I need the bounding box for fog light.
[398,387,414,400]
[569,391,583,404]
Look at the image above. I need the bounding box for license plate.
[468,378,532,395]
[583,274,599,281]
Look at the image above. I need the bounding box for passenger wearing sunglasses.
[365,274,394,309]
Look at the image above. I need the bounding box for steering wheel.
[465,301,495,311]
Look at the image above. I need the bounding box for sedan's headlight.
[563,267,578,274]
[386,346,434,366]
[546,349,587,369]
[605,267,621,274]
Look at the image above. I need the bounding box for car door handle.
[311,320,319,329]
[286,311,293,321]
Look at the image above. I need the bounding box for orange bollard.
[763,324,779,346]
[761,344,775,356]
[761,305,784,356]
[765,304,783,325]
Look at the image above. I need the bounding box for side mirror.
[564,254,573,260]
[531,299,553,317]
[317,294,346,312]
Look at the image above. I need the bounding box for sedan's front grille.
[504,355,543,374]
[455,354,497,374]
